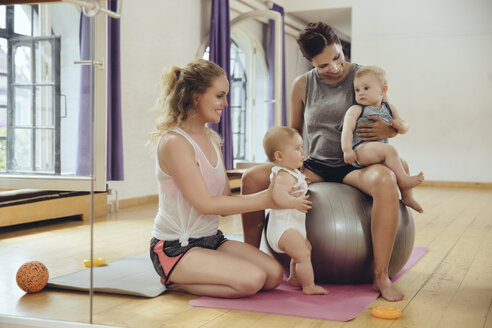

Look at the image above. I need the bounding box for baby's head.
[263,126,305,170]
[354,65,388,107]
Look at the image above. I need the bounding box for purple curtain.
[208,0,233,170]
[75,13,91,177]
[106,0,124,180]
[76,0,124,181]
[268,3,287,128]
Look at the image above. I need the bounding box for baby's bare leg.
[287,258,300,287]
[356,142,424,190]
[399,158,423,213]
[278,229,328,295]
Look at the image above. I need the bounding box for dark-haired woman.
[241,22,405,301]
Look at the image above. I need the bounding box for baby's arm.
[272,171,311,213]
[387,103,409,134]
[341,105,362,164]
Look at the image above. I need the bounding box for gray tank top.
[352,103,393,149]
[304,64,361,167]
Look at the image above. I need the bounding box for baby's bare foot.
[372,275,404,301]
[399,171,424,190]
[302,284,329,295]
[287,275,300,287]
[401,196,423,213]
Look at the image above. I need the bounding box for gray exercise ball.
[266,182,415,284]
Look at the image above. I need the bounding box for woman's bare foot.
[401,195,423,213]
[302,284,329,295]
[372,275,404,301]
[398,171,424,190]
[287,275,300,287]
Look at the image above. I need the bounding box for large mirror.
[0,1,109,327]
[0,1,107,192]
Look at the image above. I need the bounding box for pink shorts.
[149,230,227,286]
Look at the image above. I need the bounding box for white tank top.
[151,127,226,246]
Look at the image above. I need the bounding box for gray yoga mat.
[47,253,166,298]
[47,234,247,298]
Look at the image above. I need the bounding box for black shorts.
[304,158,357,183]
[149,230,228,286]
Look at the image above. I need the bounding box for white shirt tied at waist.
[179,233,190,247]
[151,127,226,247]
[153,208,219,247]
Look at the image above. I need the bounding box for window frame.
[0,3,108,191]
[7,35,61,174]
[230,40,248,161]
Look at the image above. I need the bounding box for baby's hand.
[343,150,357,165]
[294,195,312,213]
[391,118,404,131]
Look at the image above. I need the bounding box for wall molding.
[420,181,492,189]
[116,195,158,209]
[113,180,492,210]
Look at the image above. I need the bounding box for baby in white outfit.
[263,126,328,295]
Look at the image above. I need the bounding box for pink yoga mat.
[189,246,427,322]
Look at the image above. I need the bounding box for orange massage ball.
[16,261,49,293]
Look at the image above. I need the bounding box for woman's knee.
[371,166,399,199]
[241,164,272,195]
[263,260,283,290]
[234,268,267,297]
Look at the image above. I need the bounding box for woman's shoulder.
[291,73,308,96]
[157,130,193,156]
[293,72,308,85]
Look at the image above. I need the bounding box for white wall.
[112,0,492,201]
[111,1,304,200]
[283,0,492,183]
[107,1,204,200]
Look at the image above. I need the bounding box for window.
[231,28,269,164]
[230,41,247,160]
[202,27,270,165]
[0,5,60,174]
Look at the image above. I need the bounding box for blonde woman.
[149,59,311,298]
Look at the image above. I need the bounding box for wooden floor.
[1,186,492,328]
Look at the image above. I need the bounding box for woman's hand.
[356,116,397,141]
[298,166,312,185]
[265,173,278,208]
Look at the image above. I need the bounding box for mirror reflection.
[0,1,105,327]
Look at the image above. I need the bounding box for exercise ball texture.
[16,261,49,293]
[267,182,414,284]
